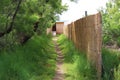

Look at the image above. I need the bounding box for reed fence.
[64,12,102,80]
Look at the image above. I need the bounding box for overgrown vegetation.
[0,0,67,47]
[0,35,57,80]
[58,35,97,80]
[102,48,120,80]
[101,0,120,48]
[100,0,120,79]
[0,0,78,80]
[0,0,66,80]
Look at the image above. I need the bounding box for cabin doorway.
[52,23,56,36]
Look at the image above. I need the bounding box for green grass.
[58,35,97,80]
[114,64,120,80]
[102,48,120,80]
[0,35,57,80]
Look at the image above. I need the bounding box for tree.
[100,0,120,47]
[0,0,67,47]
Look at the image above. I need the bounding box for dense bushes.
[58,35,97,80]
[0,35,57,80]
[101,0,120,47]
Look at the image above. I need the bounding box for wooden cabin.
[47,22,64,35]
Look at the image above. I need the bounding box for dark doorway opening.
[52,23,56,31]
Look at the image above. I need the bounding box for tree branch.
[0,0,22,37]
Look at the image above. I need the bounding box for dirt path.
[53,37,64,80]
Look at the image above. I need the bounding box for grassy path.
[53,37,64,80]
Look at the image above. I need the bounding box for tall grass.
[0,35,57,80]
[114,64,120,80]
[58,35,97,80]
[102,48,120,80]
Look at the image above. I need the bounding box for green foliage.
[0,0,77,80]
[0,35,57,80]
[102,34,113,45]
[101,1,120,78]
[0,0,67,48]
[117,37,120,47]
[58,35,97,80]
[100,0,120,47]
[114,64,120,80]
[102,48,120,80]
